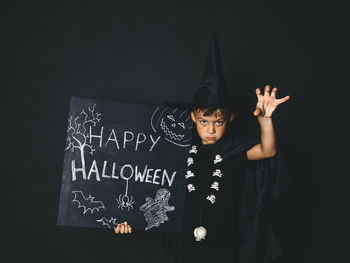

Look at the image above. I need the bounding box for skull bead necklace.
[186,145,224,241]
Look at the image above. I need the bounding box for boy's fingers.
[255,88,261,96]
[271,87,277,97]
[277,95,290,104]
[264,85,270,96]
[123,222,132,234]
[128,225,132,233]
[123,222,129,233]
[114,223,133,235]
[114,224,121,234]
[254,107,261,116]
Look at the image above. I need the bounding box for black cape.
[161,131,290,263]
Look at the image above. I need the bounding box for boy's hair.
[192,106,233,121]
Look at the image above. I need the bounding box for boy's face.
[191,109,234,145]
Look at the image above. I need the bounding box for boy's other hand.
[253,85,290,118]
[114,222,132,234]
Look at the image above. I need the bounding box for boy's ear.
[229,113,234,123]
[190,111,197,123]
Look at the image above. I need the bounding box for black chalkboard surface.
[57,97,193,232]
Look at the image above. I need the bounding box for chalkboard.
[57,97,193,232]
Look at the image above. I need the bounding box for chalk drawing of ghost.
[151,107,192,147]
[139,188,175,230]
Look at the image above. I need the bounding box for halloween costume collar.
[185,143,225,241]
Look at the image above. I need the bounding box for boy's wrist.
[257,116,272,121]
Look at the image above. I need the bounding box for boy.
[115,34,290,263]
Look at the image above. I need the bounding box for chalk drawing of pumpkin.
[151,106,193,147]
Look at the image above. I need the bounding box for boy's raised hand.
[114,222,132,234]
[253,85,290,118]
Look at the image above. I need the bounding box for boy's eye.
[167,115,175,121]
[200,120,207,124]
[216,121,224,125]
[178,122,185,129]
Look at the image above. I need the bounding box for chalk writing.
[89,127,161,152]
[72,162,177,187]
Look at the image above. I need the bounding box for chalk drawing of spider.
[116,165,134,211]
[117,194,134,211]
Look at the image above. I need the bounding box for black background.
[4,1,349,263]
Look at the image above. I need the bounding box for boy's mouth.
[206,137,216,140]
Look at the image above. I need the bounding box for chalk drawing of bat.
[72,190,105,214]
[96,217,119,229]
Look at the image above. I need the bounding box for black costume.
[162,33,290,263]
[161,131,289,263]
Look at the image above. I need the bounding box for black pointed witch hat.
[163,33,235,110]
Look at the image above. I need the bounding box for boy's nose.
[208,125,215,134]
